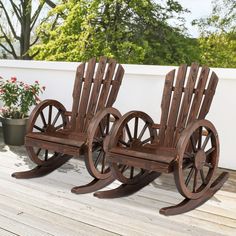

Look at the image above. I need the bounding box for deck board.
[0,136,235,235]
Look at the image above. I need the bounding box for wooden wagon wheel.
[85,108,121,179]
[26,100,68,166]
[109,111,157,184]
[174,120,219,200]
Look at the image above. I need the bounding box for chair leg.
[94,171,161,199]
[160,171,229,216]
[71,175,115,194]
[12,154,72,179]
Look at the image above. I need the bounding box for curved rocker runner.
[12,56,125,194]
[95,63,229,215]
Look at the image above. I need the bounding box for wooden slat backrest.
[158,63,218,148]
[70,57,124,133]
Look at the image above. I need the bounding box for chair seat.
[26,129,87,148]
[108,145,177,173]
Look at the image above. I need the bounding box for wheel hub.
[129,139,142,148]
[194,149,206,170]
[44,124,56,132]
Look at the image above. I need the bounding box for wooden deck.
[0,134,235,235]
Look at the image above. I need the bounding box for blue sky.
[176,0,213,37]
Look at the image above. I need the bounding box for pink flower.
[42,86,46,91]
[10,77,17,83]
[0,89,5,94]
[24,84,30,90]
[35,80,39,84]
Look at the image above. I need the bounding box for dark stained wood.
[12,56,125,194]
[76,58,97,132]
[96,63,228,216]
[164,64,187,147]
[110,146,176,165]
[158,69,175,145]
[96,59,117,112]
[106,65,125,107]
[94,172,161,199]
[71,63,85,130]
[198,72,218,119]
[83,57,108,130]
[174,63,199,142]
[160,172,229,216]
[187,66,210,124]
[71,175,114,194]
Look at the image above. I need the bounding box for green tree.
[194,0,236,67]
[0,0,57,59]
[31,0,199,65]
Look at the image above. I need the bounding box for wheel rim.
[87,111,121,179]
[110,112,157,184]
[176,121,219,199]
[27,102,67,165]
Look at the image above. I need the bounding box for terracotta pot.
[0,117,29,146]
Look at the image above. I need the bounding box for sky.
[176,0,213,37]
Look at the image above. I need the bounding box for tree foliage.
[194,0,236,68]
[0,0,57,59]
[32,0,200,65]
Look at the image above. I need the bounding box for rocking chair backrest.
[158,63,218,148]
[70,56,124,132]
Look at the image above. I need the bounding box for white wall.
[0,60,236,170]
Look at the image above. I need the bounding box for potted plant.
[0,76,45,146]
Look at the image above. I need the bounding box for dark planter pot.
[0,117,29,146]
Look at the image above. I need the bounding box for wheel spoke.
[200,169,206,184]
[185,167,194,186]
[55,123,64,130]
[198,127,202,149]
[40,112,47,127]
[193,169,199,192]
[184,152,193,159]
[141,137,152,145]
[36,148,41,156]
[202,132,212,150]
[99,123,105,137]
[45,150,48,161]
[205,147,215,156]
[130,166,134,179]
[33,125,44,132]
[183,161,193,169]
[120,165,128,173]
[48,105,52,125]
[94,150,103,167]
[101,152,106,173]
[137,122,149,140]
[134,117,139,139]
[190,135,197,153]
[105,114,110,135]
[204,162,213,168]
[52,110,61,127]
[118,139,130,147]
[125,124,133,142]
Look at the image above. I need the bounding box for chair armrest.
[152,123,161,129]
[175,119,218,162]
[87,107,122,142]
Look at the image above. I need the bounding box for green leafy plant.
[0,76,45,119]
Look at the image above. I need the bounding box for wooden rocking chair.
[12,56,124,194]
[95,63,229,215]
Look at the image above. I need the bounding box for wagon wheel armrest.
[86,107,122,143]
[108,110,157,150]
[27,99,69,133]
[175,119,217,161]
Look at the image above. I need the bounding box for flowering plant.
[0,76,45,119]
